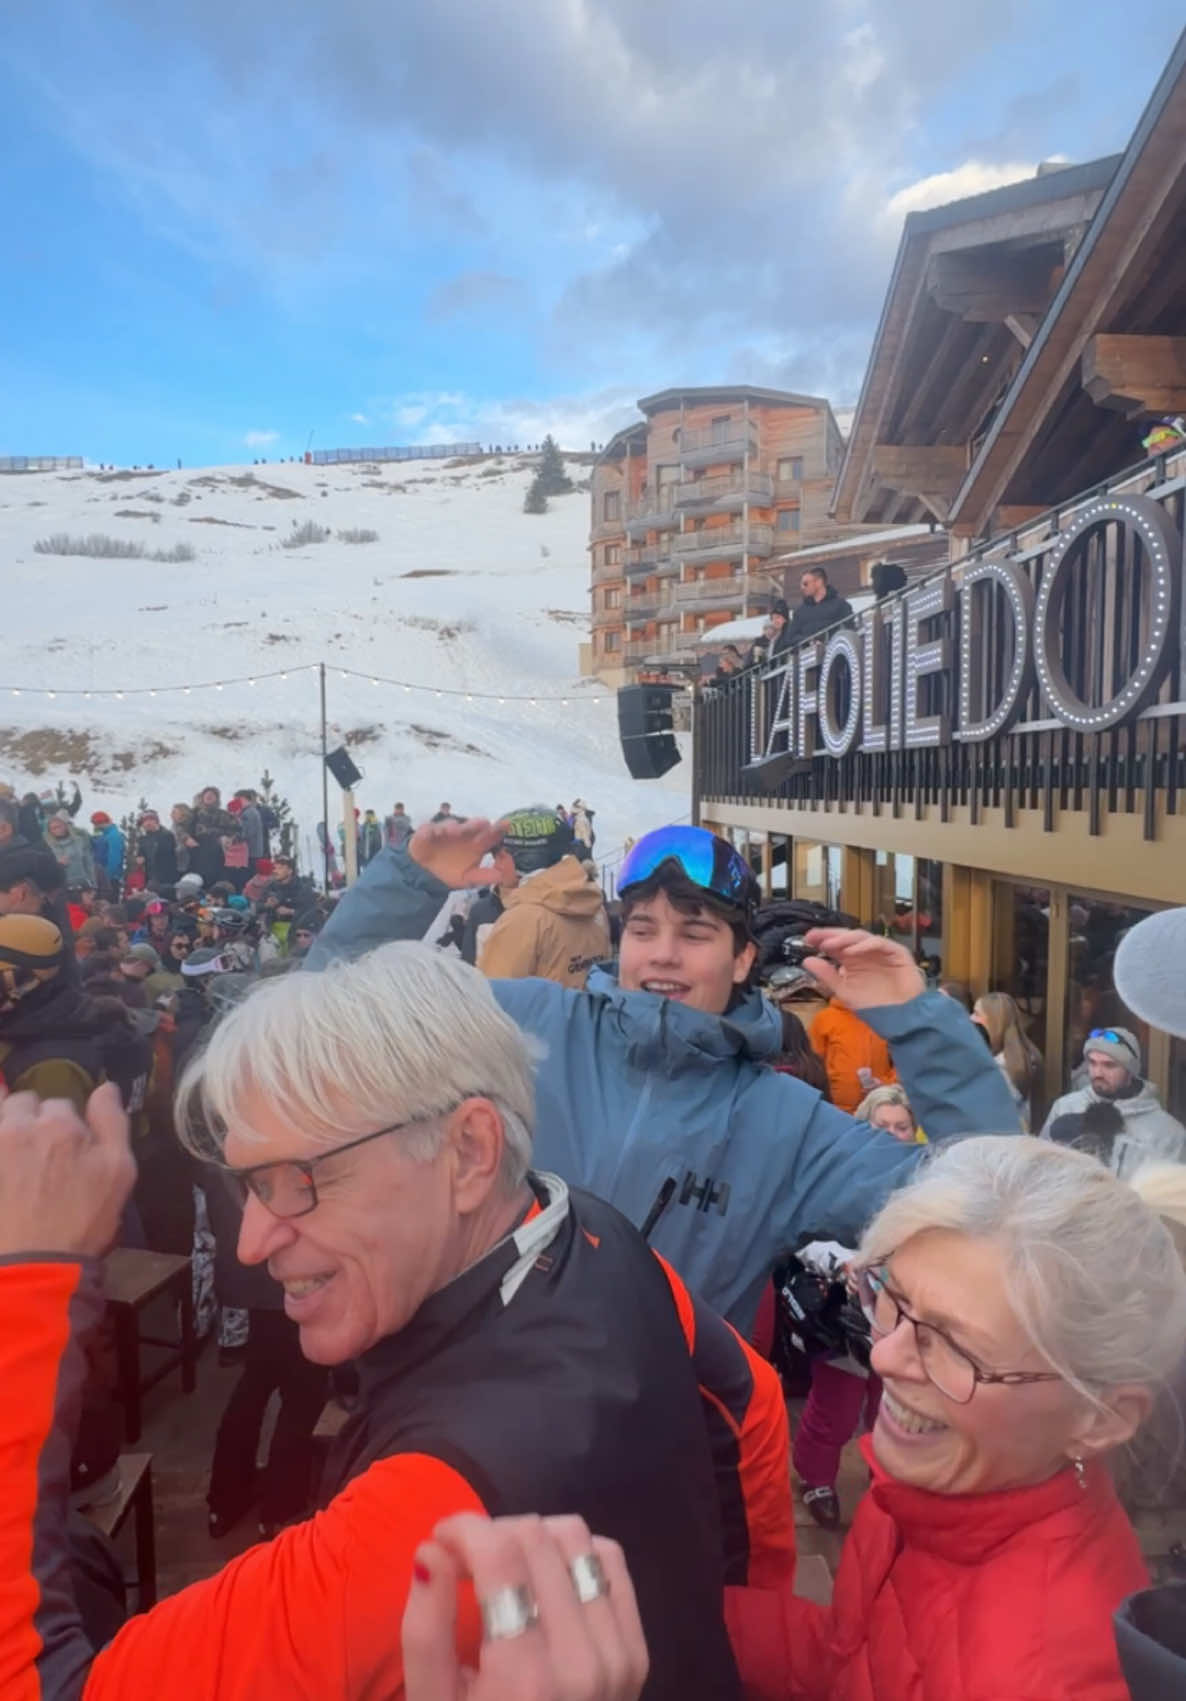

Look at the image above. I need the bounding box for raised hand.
[803,928,926,1011]
[408,818,515,891]
[0,1084,136,1259]
[403,1512,648,1701]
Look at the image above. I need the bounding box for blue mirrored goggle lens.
[618,826,752,906]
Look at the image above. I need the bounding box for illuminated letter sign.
[818,629,862,756]
[860,608,890,754]
[1034,495,1180,732]
[955,554,1035,742]
[903,576,953,749]
[797,641,822,759]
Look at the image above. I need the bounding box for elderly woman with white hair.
[0,940,793,1700]
[725,1136,1186,1700]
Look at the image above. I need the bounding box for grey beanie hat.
[124,942,162,971]
[1114,908,1186,1041]
[1082,1025,1143,1072]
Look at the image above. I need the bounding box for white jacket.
[1040,1080,1186,1177]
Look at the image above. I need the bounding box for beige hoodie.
[478,856,610,987]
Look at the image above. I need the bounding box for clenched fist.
[0,1085,136,1259]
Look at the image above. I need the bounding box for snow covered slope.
[0,454,689,867]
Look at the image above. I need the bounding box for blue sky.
[1,4,1181,468]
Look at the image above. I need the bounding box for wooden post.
[1044,890,1070,1109]
[342,790,359,886]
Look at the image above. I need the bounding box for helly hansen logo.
[679,1171,731,1218]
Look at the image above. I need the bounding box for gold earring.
[1071,1455,1088,1491]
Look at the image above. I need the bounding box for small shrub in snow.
[35,532,146,559]
[282,521,331,548]
[148,543,196,563]
[337,528,379,544]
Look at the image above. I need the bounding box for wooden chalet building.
[695,30,1186,1111]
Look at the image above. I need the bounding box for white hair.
[859,1136,1186,1412]
[175,941,536,1190]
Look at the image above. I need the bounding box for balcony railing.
[625,491,680,537]
[592,558,625,586]
[678,421,759,468]
[625,545,658,579]
[695,444,1186,845]
[672,522,775,564]
[675,470,774,511]
[591,605,623,629]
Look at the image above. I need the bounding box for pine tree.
[535,434,573,496]
[523,479,549,515]
[259,769,297,858]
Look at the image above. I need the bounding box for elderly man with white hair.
[0,940,792,1700]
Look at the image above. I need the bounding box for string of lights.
[0,661,604,706]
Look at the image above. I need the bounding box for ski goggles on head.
[1088,1028,1140,1060]
[618,825,758,912]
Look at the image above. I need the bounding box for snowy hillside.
[0,454,689,869]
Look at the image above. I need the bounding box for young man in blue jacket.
[309,821,1019,1332]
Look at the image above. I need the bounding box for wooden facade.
[698,447,1186,1106]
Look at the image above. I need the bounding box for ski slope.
[0,453,689,867]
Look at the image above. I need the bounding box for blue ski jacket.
[308,848,1020,1331]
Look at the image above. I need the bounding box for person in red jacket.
[725,1135,1186,1701]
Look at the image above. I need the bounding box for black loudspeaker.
[325,746,364,790]
[617,685,681,781]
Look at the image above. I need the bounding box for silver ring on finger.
[569,1551,611,1605]
[481,1583,540,1643]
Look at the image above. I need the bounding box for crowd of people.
[0,793,1183,1698]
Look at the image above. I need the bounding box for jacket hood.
[584,963,783,1070]
[503,856,605,920]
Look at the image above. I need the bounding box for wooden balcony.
[625,492,680,538]
[675,470,774,512]
[678,421,759,469]
[672,521,775,565]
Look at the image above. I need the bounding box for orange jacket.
[725,1437,1146,1700]
[0,1242,791,1699]
[809,1001,897,1113]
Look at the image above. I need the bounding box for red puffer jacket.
[726,1438,1147,1700]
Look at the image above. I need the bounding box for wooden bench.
[103,1249,196,1444]
[78,1452,157,1611]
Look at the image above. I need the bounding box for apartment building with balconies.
[586,386,845,683]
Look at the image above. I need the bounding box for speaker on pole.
[617,685,681,780]
[325,746,364,790]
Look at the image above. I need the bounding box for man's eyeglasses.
[230,1119,419,1219]
[857,1265,1063,1405]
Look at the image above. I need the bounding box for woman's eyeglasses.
[857,1265,1063,1405]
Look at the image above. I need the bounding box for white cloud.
[244,429,279,447]
[349,411,370,425]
